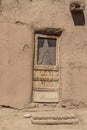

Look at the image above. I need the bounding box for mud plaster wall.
[0,0,87,108]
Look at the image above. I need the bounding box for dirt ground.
[0,105,87,130]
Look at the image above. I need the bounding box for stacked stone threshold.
[31,109,79,125]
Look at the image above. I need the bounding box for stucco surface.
[0,23,34,108]
[0,0,87,108]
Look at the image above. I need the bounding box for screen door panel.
[38,38,56,65]
[33,34,60,103]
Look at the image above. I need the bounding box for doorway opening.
[33,34,60,103]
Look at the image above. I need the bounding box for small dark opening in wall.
[75,3,80,8]
[71,12,85,26]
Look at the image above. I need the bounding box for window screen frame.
[34,34,59,70]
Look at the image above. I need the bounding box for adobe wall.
[0,0,87,108]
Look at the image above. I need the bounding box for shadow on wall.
[71,12,85,26]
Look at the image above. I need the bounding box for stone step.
[32,118,79,125]
[31,111,79,125]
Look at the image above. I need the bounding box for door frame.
[33,33,61,103]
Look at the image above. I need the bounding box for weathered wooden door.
[33,34,60,103]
